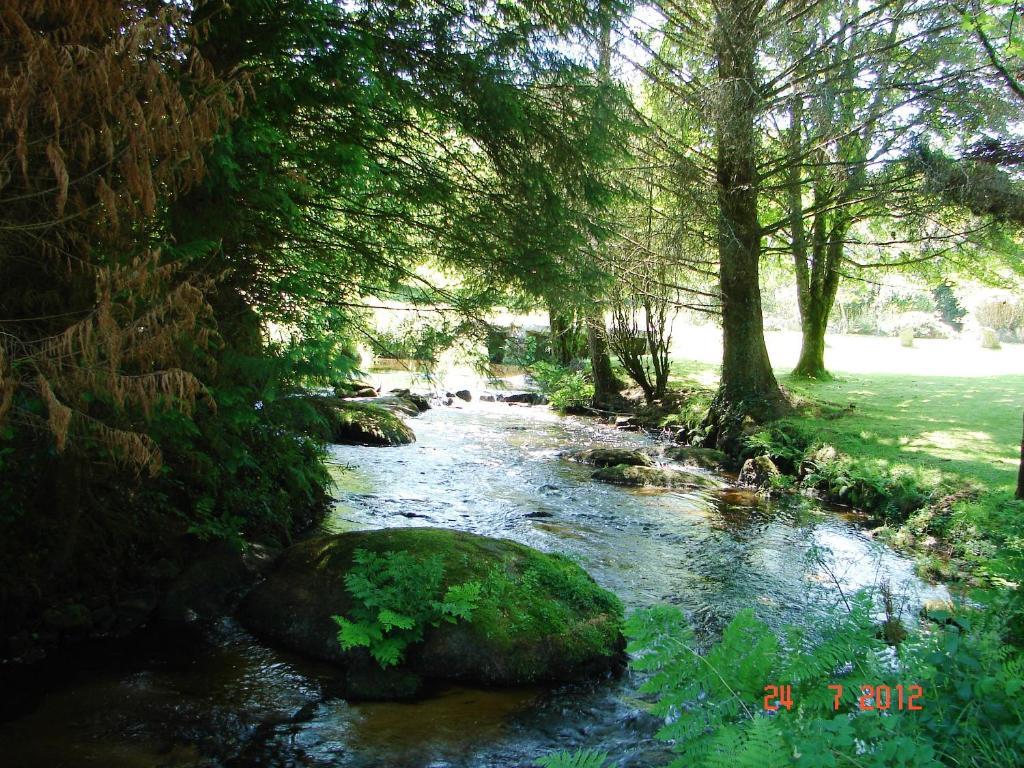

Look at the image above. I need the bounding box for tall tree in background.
[587,7,627,407]
[711,0,786,415]
[770,0,990,378]
[616,0,791,423]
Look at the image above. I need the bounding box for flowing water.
[1,385,949,768]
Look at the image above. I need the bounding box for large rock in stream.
[663,446,729,471]
[738,455,781,489]
[240,528,625,699]
[566,447,653,468]
[591,464,711,490]
[306,397,415,446]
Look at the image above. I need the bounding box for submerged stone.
[385,390,431,412]
[333,380,377,398]
[568,448,653,468]
[499,392,547,405]
[591,464,706,489]
[240,528,625,699]
[370,395,424,417]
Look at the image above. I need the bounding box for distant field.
[669,327,1024,491]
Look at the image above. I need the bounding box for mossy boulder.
[369,395,424,417]
[591,464,709,489]
[664,446,729,470]
[305,397,415,446]
[568,447,653,468]
[738,455,781,488]
[333,380,377,398]
[239,528,624,698]
[387,389,431,412]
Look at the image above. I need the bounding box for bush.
[504,330,552,366]
[975,300,1024,341]
[530,361,594,412]
[932,283,966,330]
[369,320,455,361]
[744,422,934,525]
[885,313,950,341]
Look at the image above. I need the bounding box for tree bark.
[712,0,784,411]
[792,213,844,379]
[587,310,620,406]
[549,306,584,365]
[587,5,621,408]
[794,304,829,378]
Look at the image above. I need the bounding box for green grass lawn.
[669,358,1024,493]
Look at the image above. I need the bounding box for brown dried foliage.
[0,1,239,472]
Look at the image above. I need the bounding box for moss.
[568,448,653,468]
[243,527,624,691]
[663,446,728,470]
[591,464,709,489]
[320,528,624,674]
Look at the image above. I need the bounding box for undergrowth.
[530,361,595,412]
[538,591,1024,768]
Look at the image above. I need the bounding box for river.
[0,388,948,768]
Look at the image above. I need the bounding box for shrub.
[932,283,966,330]
[369,320,455,361]
[975,299,1024,341]
[530,361,595,412]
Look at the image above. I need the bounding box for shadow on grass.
[669,358,1024,490]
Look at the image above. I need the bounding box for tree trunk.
[793,301,830,379]
[1017,411,1024,500]
[587,7,621,408]
[549,306,585,365]
[587,310,620,406]
[712,0,784,412]
[549,307,571,365]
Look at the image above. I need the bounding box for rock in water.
[591,464,708,489]
[738,455,781,488]
[240,528,624,699]
[333,380,377,398]
[304,397,415,446]
[663,446,729,471]
[369,395,422,417]
[567,448,653,468]
[501,392,547,405]
[454,390,472,402]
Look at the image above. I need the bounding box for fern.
[534,749,613,768]
[332,548,480,668]
[623,589,1024,768]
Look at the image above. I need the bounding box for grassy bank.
[669,357,1024,582]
